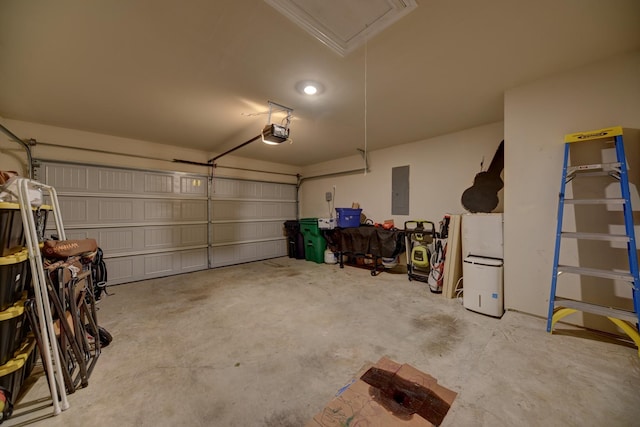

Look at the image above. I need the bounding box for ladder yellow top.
[565,126,623,143]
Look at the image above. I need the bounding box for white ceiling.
[1,0,639,167]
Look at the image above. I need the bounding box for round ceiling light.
[303,84,318,95]
[296,80,324,96]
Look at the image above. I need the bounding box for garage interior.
[1,1,640,426]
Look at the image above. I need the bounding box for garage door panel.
[260,182,296,200]
[210,221,286,244]
[181,200,208,220]
[209,245,237,266]
[211,179,259,199]
[180,224,208,246]
[181,248,208,270]
[56,197,207,226]
[40,163,89,191]
[211,200,296,221]
[284,203,297,217]
[261,182,278,199]
[99,199,135,222]
[239,223,260,240]
[59,198,89,223]
[98,169,134,192]
[211,222,259,243]
[239,203,259,218]
[262,222,284,236]
[37,162,207,198]
[143,200,175,221]
[209,200,262,220]
[209,244,258,266]
[209,244,248,267]
[209,202,227,220]
[209,240,286,267]
[101,229,136,251]
[105,248,208,284]
[262,202,280,217]
[181,177,207,196]
[210,179,295,201]
[280,184,297,200]
[238,243,258,261]
[145,252,175,275]
[210,223,235,243]
[61,228,133,252]
[258,239,287,258]
[59,225,208,254]
[144,227,175,249]
[239,181,260,198]
[210,179,236,198]
[105,257,135,284]
[144,173,175,194]
[65,230,90,240]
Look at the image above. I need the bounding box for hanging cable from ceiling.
[364,39,368,175]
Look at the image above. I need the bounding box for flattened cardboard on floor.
[306,357,457,427]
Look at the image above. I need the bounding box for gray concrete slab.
[6,257,640,426]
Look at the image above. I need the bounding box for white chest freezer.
[463,256,504,318]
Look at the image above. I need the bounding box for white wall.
[0,119,298,184]
[299,122,504,224]
[504,50,640,330]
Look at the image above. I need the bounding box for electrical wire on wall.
[332,185,336,217]
[327,185,336,218]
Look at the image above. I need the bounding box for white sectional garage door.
[34,161,295,285]
[209,178,295,267]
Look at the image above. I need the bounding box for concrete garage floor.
[7,257,640,426]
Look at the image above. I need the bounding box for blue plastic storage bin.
[335,208,362,228]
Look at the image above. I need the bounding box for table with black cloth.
[323,225,405,275]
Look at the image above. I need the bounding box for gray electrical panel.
[392,165,410,215]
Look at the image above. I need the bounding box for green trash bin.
[299,218,326,264]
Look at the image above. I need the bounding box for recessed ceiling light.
[303,85,318,95]
[296,80,324,96]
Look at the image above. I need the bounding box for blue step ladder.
[546,126,640,355]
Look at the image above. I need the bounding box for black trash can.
[284,220,305,259]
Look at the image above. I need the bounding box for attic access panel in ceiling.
[265,0,417,56]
